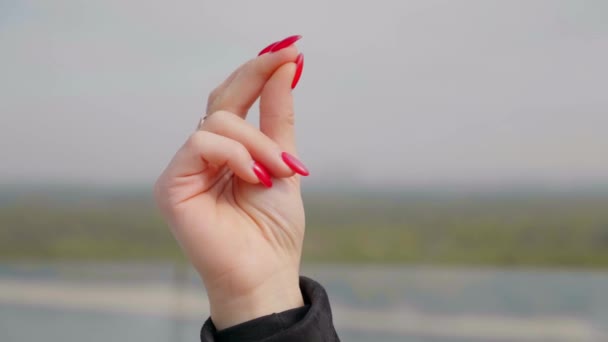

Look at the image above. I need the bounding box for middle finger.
[202,110,295,178]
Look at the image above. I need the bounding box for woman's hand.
[154,37,307,330]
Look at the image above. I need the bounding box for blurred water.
[1,263,607,342]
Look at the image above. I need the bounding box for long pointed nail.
[281,152,309,176]
[291,53,304,89]
[269,35,302,53]
[258,41,279,56]
[253,162,273,187]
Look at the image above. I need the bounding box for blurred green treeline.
[1,186,608,267]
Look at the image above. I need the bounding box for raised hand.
[154,36,307,329]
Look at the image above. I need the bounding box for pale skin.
[154,46,306,330]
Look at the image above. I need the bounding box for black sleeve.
[200,276,340,342]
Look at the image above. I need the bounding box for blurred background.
[1,0,608,341]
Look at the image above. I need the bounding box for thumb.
[259,54,304,153]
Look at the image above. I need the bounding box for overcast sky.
[1,0,607,188]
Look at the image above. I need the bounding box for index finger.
[206,39,301,117]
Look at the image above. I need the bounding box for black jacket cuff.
[200,276,340,342]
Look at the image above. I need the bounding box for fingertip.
[233,161,265,186]
[258,34,302,56]
[269,35,302,53]
[269,163,297,179]
[213,47,300,117]
[282,152,310,176]
[252,161,273,188]
[258,41,279,56]
[256,46,300,68]
[257,151,296,180]
[265,62,298,90]
[291,53,304,89]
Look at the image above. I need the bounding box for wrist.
[207,270,304,330]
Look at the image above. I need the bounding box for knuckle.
[283,110,296,126]
[203,110,233,131]
[186,130,208,149]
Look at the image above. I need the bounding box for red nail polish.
[281,152,309,176]
[291,53,304,89]
[258,41,279,56]
[269,35,302,53]
[253,162,273,187]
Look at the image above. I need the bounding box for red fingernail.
[281,152,309,176]
[258,41,279,56]
[269,35,302,53]
[291,53,304,89]
[253,162,273,187]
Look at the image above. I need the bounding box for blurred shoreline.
[1,262,606,341]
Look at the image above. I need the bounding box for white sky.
[1,0,607,187]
